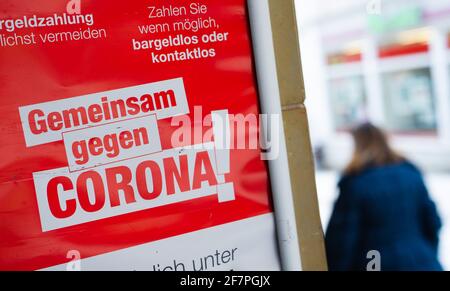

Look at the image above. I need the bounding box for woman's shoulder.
[338,160,421,186]
[398,160,422,173]
[386,160,423,178]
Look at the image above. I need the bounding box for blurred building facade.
[296,0,450,171]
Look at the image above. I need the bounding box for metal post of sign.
[248,0,303,271]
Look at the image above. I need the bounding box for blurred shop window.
[326,45,367,131]
[382,68,436,133]
[377,27,436,134]
[329,76,367,130]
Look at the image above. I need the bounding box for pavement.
[315,170,450,270]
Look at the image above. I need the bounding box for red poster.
[0,0,279,270]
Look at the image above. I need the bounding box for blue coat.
[325,161,442,271]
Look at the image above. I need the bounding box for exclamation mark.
[211,110,235,203]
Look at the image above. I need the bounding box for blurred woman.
[325,123,442,271]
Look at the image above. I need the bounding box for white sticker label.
[63,115,162,172]
[19,78,189,147]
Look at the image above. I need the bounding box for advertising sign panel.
[0,0,284,270]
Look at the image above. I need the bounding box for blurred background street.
[295,0,450,270]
